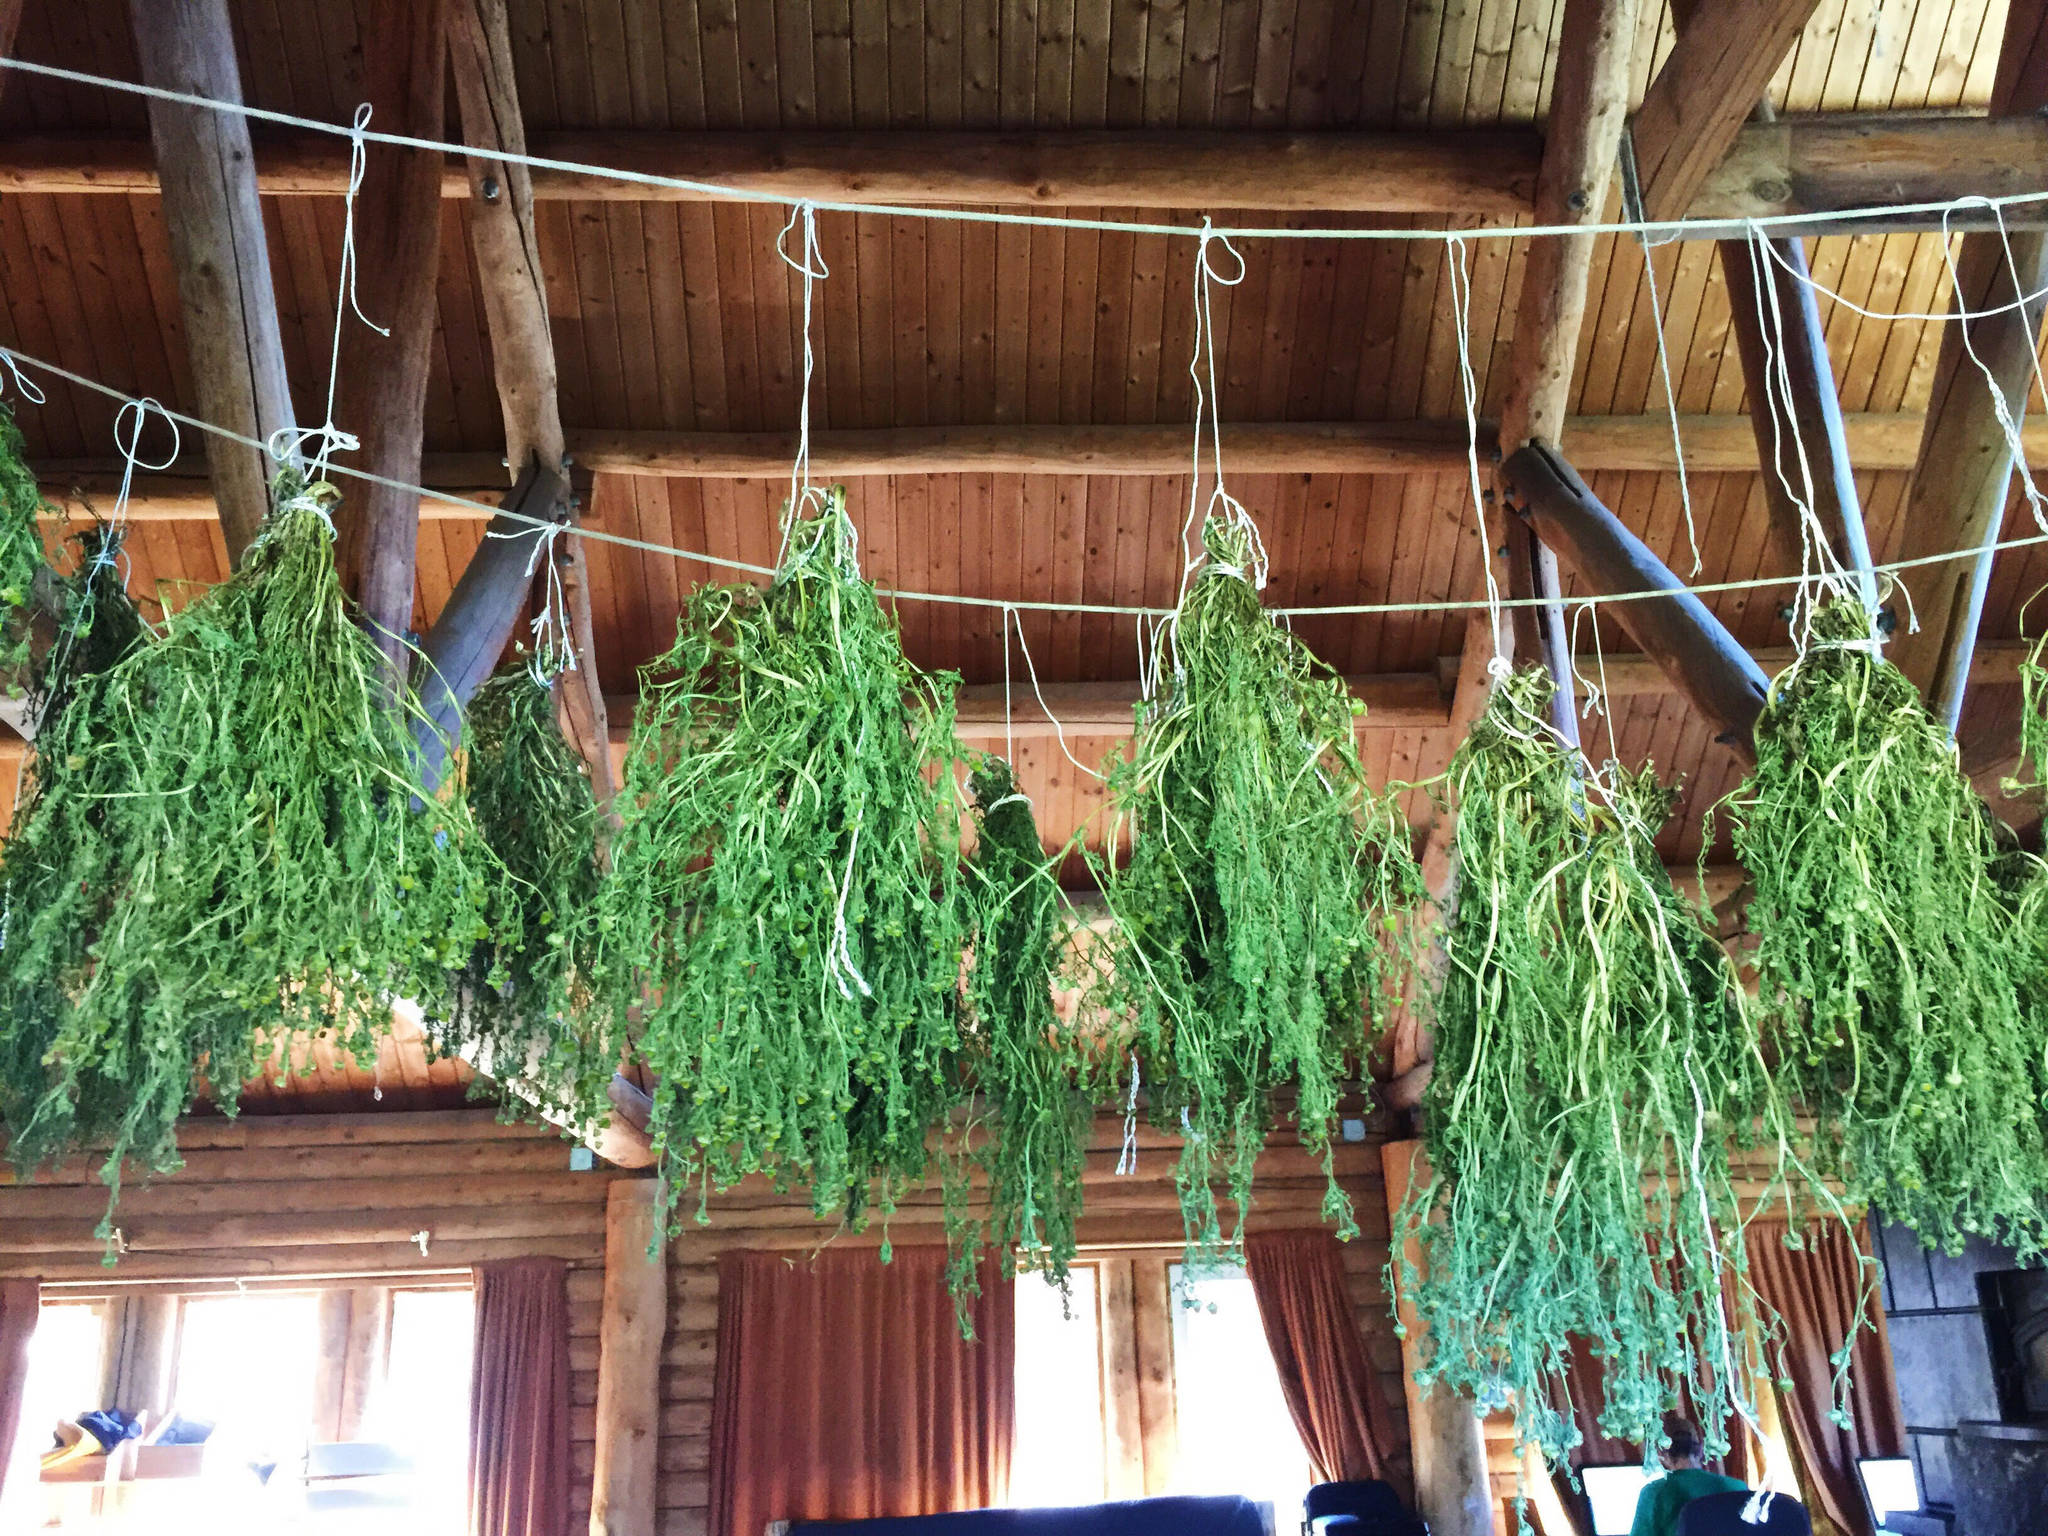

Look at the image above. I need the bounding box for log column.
[590,1179,667,1536]
[331,0,449,683]
[1380,1142,1494,1536]
[128,0,297,565]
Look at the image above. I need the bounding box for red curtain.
[0,1280,38,1506]
[1243,1229,1390,1484]
[469,1257,572,1536]
[708,1247,1014,1536]
[1745,1219,1906,1536]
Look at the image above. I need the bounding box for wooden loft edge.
[35,409,2043,520]
[0,117,2041,229]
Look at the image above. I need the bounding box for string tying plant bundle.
[601,484,971,1239]
[1096,515,1423,1257]
[0,475,511,1220]
[1723,598,2048,1262]
[442,660,618,1138]
[953,757,1111,1292]
[0,402,51,680]
[1397,664,1783,1468]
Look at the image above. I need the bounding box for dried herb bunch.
[0,402,48,678]
[0,477,510,1217]
[1097,516,1423,1256]
[1399,665,1783,1467]
[955,757,1110,1289]
[443,662,617,1138]
[602,486,971,1234]
[1727,598,2048,1260]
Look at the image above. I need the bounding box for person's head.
[1657,1412,1706,1472]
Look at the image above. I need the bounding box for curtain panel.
[469,1257,573,1536]
[1746,1219,1907,1536]
[1243,1229,1390,1484]
[708,1247,1014,1536]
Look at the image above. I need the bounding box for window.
[10,1303,106,1463]
[173,1291,323,1462]
[1168,1264,1314,1516]
[1011,1255,1313,1523]
[1011,1267,1107,1507]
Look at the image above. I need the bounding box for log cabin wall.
[646,1112,1503,1536]
[0,1108,627,1532]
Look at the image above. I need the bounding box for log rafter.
[1889,0,2048,732]
[34,410,2048,522]
[125,0,298,566]
[0,115,2037,233]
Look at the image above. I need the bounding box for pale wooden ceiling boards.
[0,0,2040,907]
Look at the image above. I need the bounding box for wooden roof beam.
[1500,444,1770,758]
[1888,0,2048,733]
[1659,0,1877,609]
[34,411,2048,519]
[446,0,616,807]
[1491,0,1642,736]
[1629,0,1825,224]
[0,116,2038,233]
[329,0,447,686]
[126,0,298,565]
[596,639,2034,748]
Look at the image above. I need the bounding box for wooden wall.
[0,1109,626,1533]
[0,1106,1520,1535]
[651,1111,1417,1536]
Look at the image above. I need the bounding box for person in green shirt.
[1628,1413,1747,1536]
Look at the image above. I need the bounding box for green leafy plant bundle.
[1724,599,2048,1262]
[1096,516,1423,1257]
[1398,664,1781,1467]
[0,402,48,679]
[954,756,1111,1290]
[601,486,971,1234]
[442,661,618,1138]
[0,477,510,1215]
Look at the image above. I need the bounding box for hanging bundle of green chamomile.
[440,658,617,1139]
[0,475,511,1217]
[1096,514,1423,1258]
[0,527,150,1163]
[953,757,1111,1291]
[1722,598,2048,1262]
[601,485,971,1237]
[1398,665,1784,1468]
[0,402,49,681]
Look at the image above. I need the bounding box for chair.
[1301,1480,1426,1536]
[1674,1489,1814,1536]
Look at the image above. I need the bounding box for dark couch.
[788,1494,1269,1536]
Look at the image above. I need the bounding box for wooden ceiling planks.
[0,0,2044,871]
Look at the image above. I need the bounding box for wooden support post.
[1889,0,2048,731]
[102,1294,177,1420]
[1654,0,1877,608]
[1380,1141,1494,1536]
[1501,443,1770,757]
[331,0,448,683]
[590,1179,666,1536]
[127,0,298,565]
[311,1287,387,1443]
[1490,0,1641,743]
[1716,221,1877,604]
[447,0,616,806]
